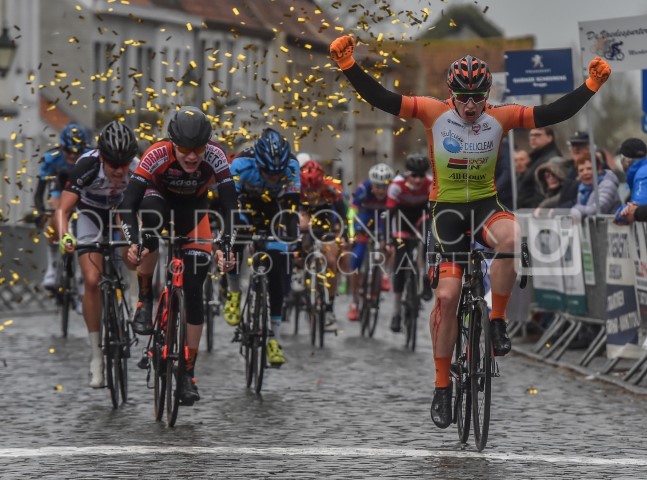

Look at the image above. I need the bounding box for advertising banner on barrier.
[579,15,647,72]
[562,223,586,315]
[527,216,566,310]
[580,221,596,286]
[632,223,647,348]
[606,223,642,359]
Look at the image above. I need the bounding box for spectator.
[514,148,531,177]
[559,130,591,208]
[517,127,561,208]
[615,137,647,224]
[533,156,568,215]
[570,151,621,222]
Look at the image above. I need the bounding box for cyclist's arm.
[55,190,79,241]
[281,192,300,242]
[533,83,596,127]
[216,179,238,237]
[634,204,647,222]
[118,176,147,245]
[342,64,402,116]
[34,177,47,213]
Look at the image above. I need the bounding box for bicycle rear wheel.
[153,293,167,421]
[243,288,255,389]
[203,268,215,352]
[166,288,187,427]
[470,300,492,451]
[367,266,381,338]
[453,304,471,444]
[252,278,268,394]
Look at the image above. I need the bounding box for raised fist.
[330,35,356,70]
[586,56,611,92]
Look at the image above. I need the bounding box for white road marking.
[0,446,646,466]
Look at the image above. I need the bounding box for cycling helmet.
[368,163,394,186]
[405,155,429,175]
[98,121,138,166]
[300,160,325,190]
[254,128,291,174]
[446,55,492,91]
[60,122,88,153]
[168,106,213,148]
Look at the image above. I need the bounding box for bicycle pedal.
[137,356,150,370]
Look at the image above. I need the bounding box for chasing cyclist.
[34,123,90,290]
[346,162,394,322]
[119,107,238,404]
[299,159,349,331]
[225,128,300,367]
[330,35,611,428]
[387,154,434,334]
[55,121,139,388]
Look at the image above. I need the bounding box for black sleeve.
[65,156,100,196]
[216,179,238,237]
[343,63,403,116]
[118,177,148,244]
[34,177,47,212]
[281,192,301,241]
[533,83,596,127]
[635,204,647,222]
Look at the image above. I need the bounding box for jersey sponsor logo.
[472,124,481,134]
[140,146,169,173]
[448,172,487,181]
[482,122,492,131]
[447,119,463,128]
[205,145,229,173]
[463,140,494,153]
[167,178,199,188]
[448,157,489,170]
[442,136,462,153]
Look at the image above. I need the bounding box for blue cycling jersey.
[230,154,301,198]
[39,146,91,197]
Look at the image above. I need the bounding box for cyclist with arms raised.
[56,121,139,388]
[330,35,611,428]
[119,107,237,404]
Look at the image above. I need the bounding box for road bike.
[77,240,134,409]
[430,242,530,451]
[358,234,387,338]
[56,251,78,338]
[140,234,222,426]
[396,236,423,352]
[203,255,228,352]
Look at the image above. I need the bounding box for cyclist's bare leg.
[186,324,202,352]
[483,218,519,317]
[322,242,340,299]
[429,274,461,387]
[78,252,103,333]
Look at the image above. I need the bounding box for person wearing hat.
[533,156,568,217]
[517,127,562,208]
[557,131,592,208]
[615,137,647,223]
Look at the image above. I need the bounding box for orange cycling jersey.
[398,97,534,203]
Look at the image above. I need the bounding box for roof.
[419,5,503,40]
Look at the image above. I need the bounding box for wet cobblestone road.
[2,294,647,479]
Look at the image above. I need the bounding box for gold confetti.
[49,347,56,353]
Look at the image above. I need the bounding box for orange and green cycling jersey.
[399,97,533,202]
[339,62,598,203]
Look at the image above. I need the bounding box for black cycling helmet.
[446,55,492,91]
[60,122,88,153]
[405,154,429,175]
[168,106,213,148]
[254,128,291,174]
[98,121,138,166]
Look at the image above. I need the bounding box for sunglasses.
[105,160,130,170]
[452,91,488,104]
[410,172,426,178]
[175,144,207,155]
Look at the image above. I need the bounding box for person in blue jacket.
[615,138,647,224]
[34,122,90,289]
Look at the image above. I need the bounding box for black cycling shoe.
[390,314,402,333]
[132,298,154,335]
[178,375,200,405]
[430,383,453,429]
[491,318,512,356]
[421,277,434,302]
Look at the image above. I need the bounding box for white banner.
[579,15,647,72]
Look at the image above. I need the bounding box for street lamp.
[0,26,16,78]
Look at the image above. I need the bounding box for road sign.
[504,49,574,96]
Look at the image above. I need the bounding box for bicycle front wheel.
[203,268,215,352]
[60,255,74,338]
[166,287,187,427]
[470,300,492,451]
[252,278,269,394]
[153,292,167,421]
[454,304,471,444]
[103,290,120,409]
[367,267,381,338]
[403,272,419,351]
